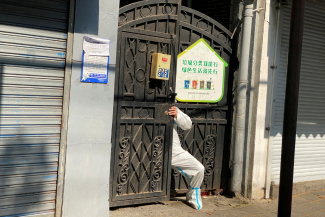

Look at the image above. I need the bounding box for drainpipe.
[230,0,254,194]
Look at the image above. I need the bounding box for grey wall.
[62,0,119,216]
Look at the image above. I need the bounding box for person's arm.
[169,106,192,130]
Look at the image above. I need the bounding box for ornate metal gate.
[172,6,232,194]
[110,0,232,207]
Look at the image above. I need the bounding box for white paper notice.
[81,36,110,83]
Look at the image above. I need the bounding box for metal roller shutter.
[271,0,325,184]
[0,0,69,216]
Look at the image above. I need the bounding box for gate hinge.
[270,66,277,69]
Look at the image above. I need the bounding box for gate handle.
[169,87,177,108]
[169,92,177,98]
[169,87,177,99]
[169,92,177,108]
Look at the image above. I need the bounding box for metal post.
[277,0,305,216]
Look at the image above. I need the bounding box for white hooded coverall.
[172,107,204,210]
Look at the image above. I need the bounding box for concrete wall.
[250,0,279,199]
[230,0,280,199]
[242,0,325,200]
[270,180,325,199]
[61,0,119,216]
[243,0,265,199]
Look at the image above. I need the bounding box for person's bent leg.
[172,151,205,210]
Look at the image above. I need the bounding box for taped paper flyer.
[81,36,110,83]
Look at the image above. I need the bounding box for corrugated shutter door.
[0,0,69,216]
[272,1,325,184]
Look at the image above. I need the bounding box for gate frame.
[111,30,178,207]
[110,0,232,207]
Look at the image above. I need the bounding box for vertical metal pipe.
[277,0,305,216]
[231,2,253,193]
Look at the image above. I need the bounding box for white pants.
[172,151,204,210]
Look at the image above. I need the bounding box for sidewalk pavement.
[110,189,325,217]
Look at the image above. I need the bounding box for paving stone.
[308,210,325,217]
[290,211,306,217]
[292,196,310,206]
[313,191,325,197]
[236,205,271,215]
[313,198,325,206]
[298,193,322,202]
[220,208,253,217]
[110,192,325,217]
[251,202,278,213]
[265,199,278,204]
[203,210,229,217]
[304,201,325,211]
[259,212,277,217]
[292,204,320,216]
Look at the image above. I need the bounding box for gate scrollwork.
[162,4,174,15]
[151,136,164,191]
[118,13,128,26]
[117,134,131,195]
[203,131,216,184]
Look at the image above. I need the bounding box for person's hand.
[168,106,177,118]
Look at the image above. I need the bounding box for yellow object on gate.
[150,53,171,80]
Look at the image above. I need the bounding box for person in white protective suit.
[168,106,205,210]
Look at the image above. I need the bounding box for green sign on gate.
[176,39,228,103]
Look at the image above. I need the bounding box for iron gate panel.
[118,0,181,36]
[172,6,232,193]
[110,31,177,206]
[111,0,232,207]
[171,107,227,192]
